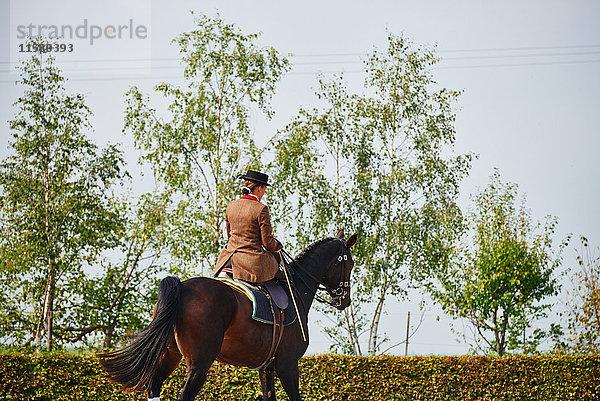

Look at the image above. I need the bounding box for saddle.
[216,276,298,371]
[215,276,297,327]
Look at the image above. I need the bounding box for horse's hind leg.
[176,312,227,400]
[260,367,276,401]
[276,363,302,401]
[175,278,237,400]
[178,358,216,401]
[148,336,182,399]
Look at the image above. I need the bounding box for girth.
[215,277,295,370]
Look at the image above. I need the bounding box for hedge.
[1,352,599,400]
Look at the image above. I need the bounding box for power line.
[2,55,600,83]
[291,52,364,58]
[3,52,599,76]
[1,43,599,65]
[1,65,181,74]
[287,44,600,58]
[0,57,180,65]
[442,50,600,61]
[0,75,185,83]
[436,58,600,70]
[290,50,600,66]
[438,44,600,53]
[3,48,600,73]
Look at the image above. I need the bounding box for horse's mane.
[294,237,336,263]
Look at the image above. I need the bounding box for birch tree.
[270,76,366,354]
[0,40,127,350]
[272,34,471,355]
[124,14,289,276]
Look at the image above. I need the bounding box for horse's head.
[322,230,357,310]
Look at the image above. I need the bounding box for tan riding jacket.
[214,196,282,283]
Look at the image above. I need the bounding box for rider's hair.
[242,179,262,195]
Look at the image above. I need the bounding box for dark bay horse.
[99,231,357,401]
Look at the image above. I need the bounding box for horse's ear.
[346,233,357,248]
[336,229,345,239]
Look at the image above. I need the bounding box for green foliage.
[60,193,167,348]
[0,38,128,350]
[559,236,600,353]
[429,171,567,355]
[123,13,289,277]
[270,33,471,355]
[1,351,599,400]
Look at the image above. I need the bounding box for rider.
[214,169,283,283]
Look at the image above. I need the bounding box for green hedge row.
[1,352,599,400]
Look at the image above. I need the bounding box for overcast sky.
[1,0,599,355]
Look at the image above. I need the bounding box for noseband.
[323,240,351,307]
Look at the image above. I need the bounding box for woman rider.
[213,170,282,284]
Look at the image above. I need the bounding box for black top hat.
[237,169,270,186]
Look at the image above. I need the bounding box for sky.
[1,0,599,355]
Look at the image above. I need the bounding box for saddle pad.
[215,277,297,327]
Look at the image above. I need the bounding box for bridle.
[281,239,351,308]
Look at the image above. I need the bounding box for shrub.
[1,351,598,400]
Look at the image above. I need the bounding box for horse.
[98,230,357,401]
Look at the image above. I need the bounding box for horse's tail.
[98,276,181,392]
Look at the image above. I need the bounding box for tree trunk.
[104,321,116,349]
[344,304,362,355]
[34,291,46,350]
[45,272,55,351]
[368,292,385,355]
[40,51,55,352]
[42,137,54,351]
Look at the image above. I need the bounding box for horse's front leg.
[276,363,302,401]
[259,367,277,401]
